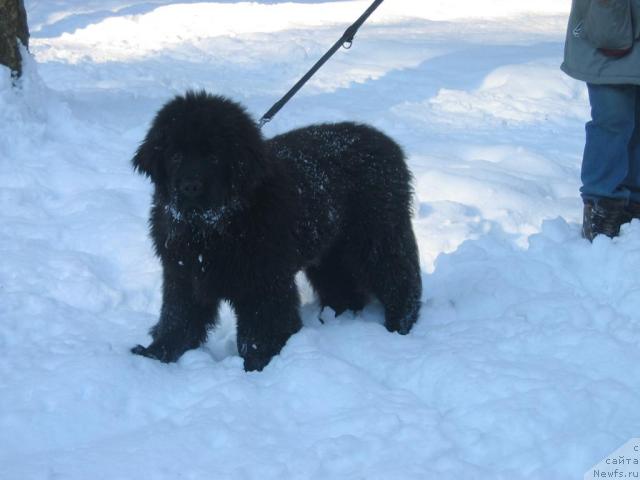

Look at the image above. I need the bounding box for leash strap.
[259,0,384,128]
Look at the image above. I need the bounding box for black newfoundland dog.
[131,91,422,371]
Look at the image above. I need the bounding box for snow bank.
[31,0,571,63]
[397,62,589,128]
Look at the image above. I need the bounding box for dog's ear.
[231,131,271,195]
[132,127,163,181]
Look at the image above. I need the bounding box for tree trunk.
[0,0,29,78]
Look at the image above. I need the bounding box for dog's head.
[133,91,268,218]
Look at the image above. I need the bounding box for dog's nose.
[179,178,204,198]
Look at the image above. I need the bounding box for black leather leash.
[258,0,384,128]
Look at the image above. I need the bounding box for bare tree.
[0,0,29,78]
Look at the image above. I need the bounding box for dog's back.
[267,122,414,239]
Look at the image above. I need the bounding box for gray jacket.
[561,0,640,84]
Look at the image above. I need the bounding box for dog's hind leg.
[366,224,422,335]
[305,248,368,316]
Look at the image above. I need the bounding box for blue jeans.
[581,83,640,203]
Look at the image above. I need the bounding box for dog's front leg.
[132,266,219,363]
[234,280,302,372]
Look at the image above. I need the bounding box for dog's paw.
[131,344,149,356]
[384,317,415,335]
[130,343,179,363]
[243,354,273,372]
[239,342,277,372]
[131,344,162,361]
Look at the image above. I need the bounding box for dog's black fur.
[131,91,422,371]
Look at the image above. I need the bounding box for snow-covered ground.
[1,1,639,478]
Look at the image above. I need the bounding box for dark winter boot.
[582,198,630,241]
[625,200,640,220]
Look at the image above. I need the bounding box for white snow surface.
[1,1,639,479]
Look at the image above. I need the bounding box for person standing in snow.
[562,0,640,241]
